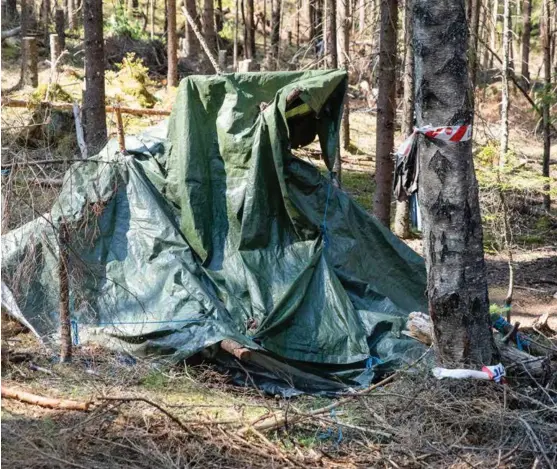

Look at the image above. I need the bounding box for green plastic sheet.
[2,71,427,394]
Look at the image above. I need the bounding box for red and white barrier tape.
[396,125,472,159]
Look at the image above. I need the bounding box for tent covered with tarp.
[2,71,427,395]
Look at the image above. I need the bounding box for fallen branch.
[237,347,432,435]
[1,97,171,116]
[1,384,90,411]
[182,6,222,74]
[1,26,21,40]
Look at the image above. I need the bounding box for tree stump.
[22,37,38,88]
[50,34,61,73]
[218,50,227,70]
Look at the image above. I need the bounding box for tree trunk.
[184,0,201,56]
[6,0,17,21]
[414,0,498,365]
[271,0,281,63]
[264,0,268,54]
[50,34,61,73]
[150,0,156,39]
[296,0,300,48]
[340,0,351,151]
[541,0,551,211]
[481,0,490,70]
[245,0,255,58]
[394,0,413,239]
[373,0,398,227]
[68,0,77,30]
[21,37,38,88]
[83,0,107,154]
[203,0,217,53]
[489,0,499,68]
[308,0,316,43]
[42,0,51,46]
[520,0,532,85]
[234,0,239,69]
[358,0,365,33]
[469,0,480,93]
[167,0,178,87]
[500,0,510,167]
[216,0,223,31]
[58,223,72,363]
[55,8,66,50]
[327,0,338,67]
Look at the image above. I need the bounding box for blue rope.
[320,172,334,249]
[365,356,383,369]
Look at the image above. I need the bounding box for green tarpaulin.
[2,71,427,394]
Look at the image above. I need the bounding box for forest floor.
[2,36,557,468]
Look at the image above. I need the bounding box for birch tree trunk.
[394,0,413,239]
[414,0,498,365]
[82,0,107,155]
[358,0,365,33]
[500,0,510,167]
[373,0,398,227]
[541,0,551,211]
[167,0,178,87]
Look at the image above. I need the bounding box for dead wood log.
[1,384,90,411]
[404,312,550,378]
[1,26,21,40]
[220,339,252,360]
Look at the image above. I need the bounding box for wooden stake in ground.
[115,105,126,153]
[21,37,38,88]
[58,223,72,363]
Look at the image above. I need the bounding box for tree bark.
[414,0,498,365]
[358,0,365,33]
[150,0,156,39]
[83,0,107,154]
[234,0,239,69]
[68,0,77,30]
[327,0,338,67]
[340,0,351,152]
[50,34,61,73]
[373,0,398,227]
[469,0,481,93]
[21,37,38,88]
[55,8,66,50]
[58,223,72,363]
[520,0,532,85]
[394,0,413,239]
[216,0,224,31]
[489,0,499,68]
[308,0,316,43]
[271,0,281,63]
[5,0,17,21]
[167,0,178,87]
[184,0,201,56]
[245,0,255,58]
[541,0,551,211]
[203,0,217,53]
[500,0,510,167]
